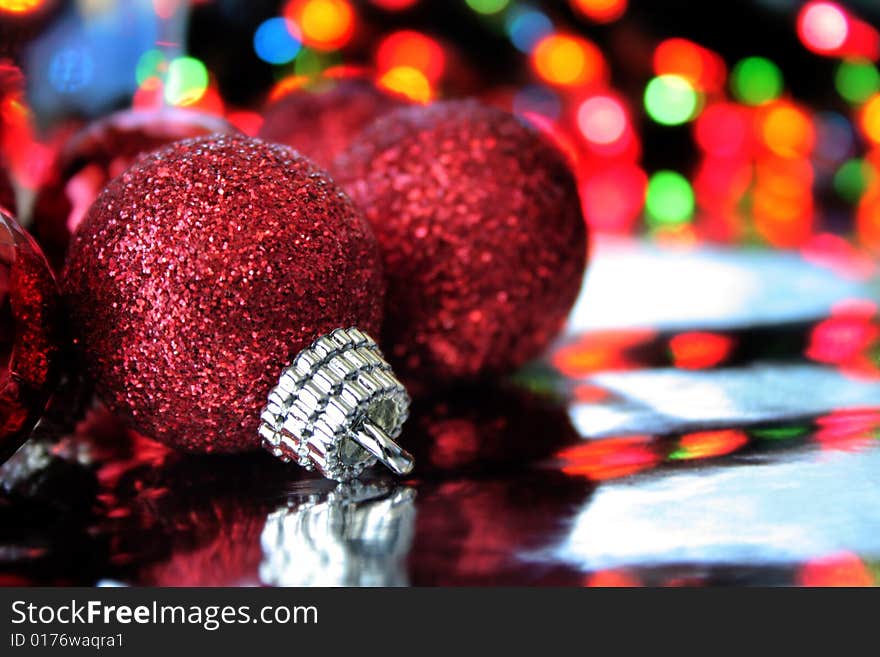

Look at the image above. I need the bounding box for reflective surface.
[2,238,880,586]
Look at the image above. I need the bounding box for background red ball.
[334,100,588,386]
[31,108,235,270]
[62,134,384,454]
[259,75,407,170]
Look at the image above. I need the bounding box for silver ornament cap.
[259,327,413,481]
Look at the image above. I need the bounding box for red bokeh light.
[654,38,726,93]
[376,30,446,83]
[669,331,734,369]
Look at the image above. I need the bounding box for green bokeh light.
[135,49,165,86]
[750,425,809,441]
[645,171,694,227]
[835,59,880,104]
[644,74,699,126]
[163,56,208,106]
[834,159,875,204]
[465,0,510,15]
[293,48,326,79]
[731,57,783,106]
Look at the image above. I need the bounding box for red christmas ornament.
[0,207,60,463]
[334,100,588,385]
[259,75,407,170]
[31,108,236,269]
[62,134,412,481]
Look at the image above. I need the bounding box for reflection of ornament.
[260,480,416,587]
[96,445,287,587]
[335,100,588,386]
[31,108,235,269]
[410,472,590,585]
[0,208,60,464]
[259,76,406,170]
[407,383,579,474]
[62,135,412,480]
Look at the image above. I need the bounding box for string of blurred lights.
[3,0,880,252]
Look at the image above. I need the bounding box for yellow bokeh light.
[288,0,355,51]
[533,34,604,87]
[0,0,44,13]
[860,94,880,144]
[377,65,432,103]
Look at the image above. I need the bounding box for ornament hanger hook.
[352,420,414,476]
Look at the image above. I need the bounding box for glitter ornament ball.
[334,100,588,385]
[31,108,236,270]
[62,134,384,455]
[259,75,407,171]
[0,207,60,463]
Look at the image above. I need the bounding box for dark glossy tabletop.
[2,238,879,586]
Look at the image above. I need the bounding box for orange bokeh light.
[376,30,445,83]
[570,0,627,24]
[267,75,310,102]
[753,156,814,248]
[558,436,659,481]
[669,331,734,369]
[859,94,880,144]
[377,65,432,103]
[857,187,880,252]
[533,34,605,87]
[653,38,726,93]
[285,0,355,51]
[551,329,654,376]
[759,102,815,159]
[753,188,814,247]
[672,430,748,460]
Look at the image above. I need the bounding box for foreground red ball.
[335,100,588,385]
[31,108,235,270]
[259,76,407,170]
[62,134,383,453]
[0,208,60,463]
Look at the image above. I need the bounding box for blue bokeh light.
[505,6,553,54]
[254,17,302,65]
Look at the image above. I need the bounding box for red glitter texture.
[259,76,407,170]
[334,100,588,385]
[0,208,60,463]
[31,108,236,270]
[62,134,384,454]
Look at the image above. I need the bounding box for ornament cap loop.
[353,421,414,476]
[259,327,412,481]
